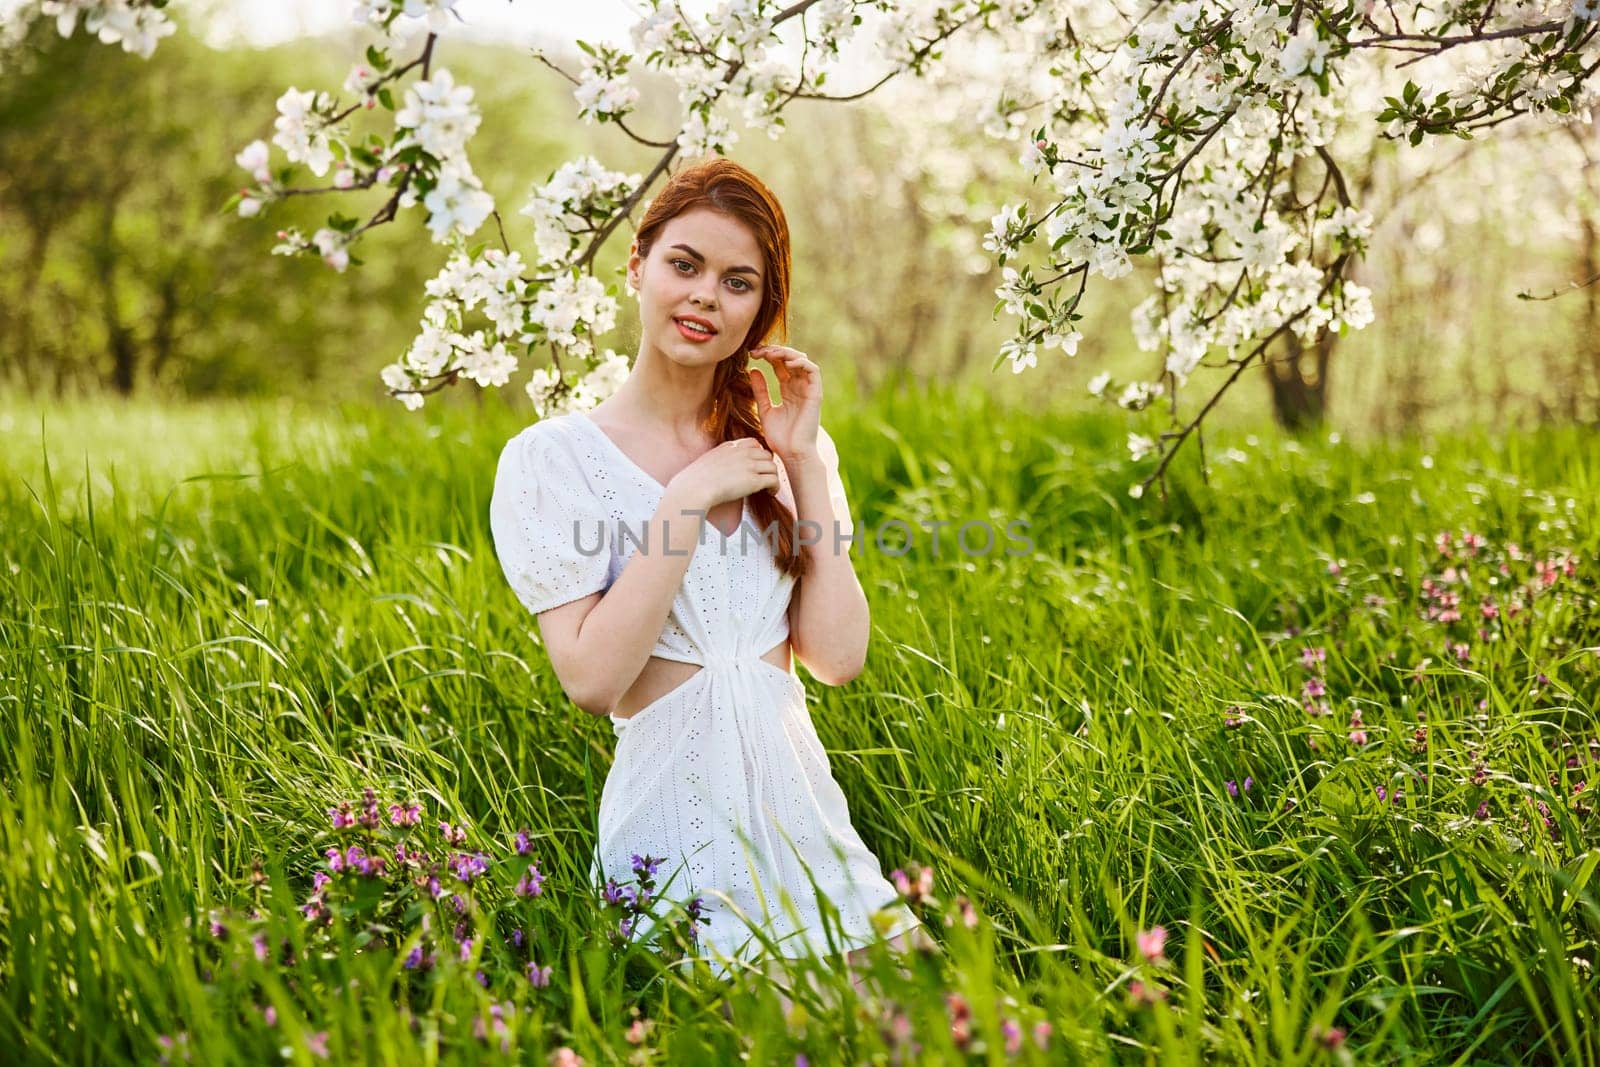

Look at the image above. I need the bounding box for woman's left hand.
[747,344,821,459]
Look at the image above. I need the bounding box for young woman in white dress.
[489,158,928,999]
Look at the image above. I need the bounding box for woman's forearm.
[566,486,709,715]
[785,448,870,685]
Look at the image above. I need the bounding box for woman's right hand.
[667,437,780,512]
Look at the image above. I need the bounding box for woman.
[489,158,924,993]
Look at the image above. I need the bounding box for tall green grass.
[1,388,1596,1065]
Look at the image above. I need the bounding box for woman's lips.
[674,318,717,342]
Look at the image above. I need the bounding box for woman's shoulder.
[494,414,587,492]
[508,411,579,446]
[499,412,583,463]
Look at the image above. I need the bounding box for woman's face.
[628,206,765,368]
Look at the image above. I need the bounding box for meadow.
[1,389,1596,1065]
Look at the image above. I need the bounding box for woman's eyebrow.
[670,243,762,277]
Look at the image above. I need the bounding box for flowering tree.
[11,0,1598,498]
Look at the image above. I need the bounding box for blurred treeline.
[0,15,1597,433]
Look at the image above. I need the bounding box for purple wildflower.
[389,801,422,827]
[359,787,381,830]
[514,829,533,855]
[450,851,489,883]
[155,1032,191,1065]
[328,801,355,831]
[527,961,552,987]
[346,844,376,877]
[514,863,545,898]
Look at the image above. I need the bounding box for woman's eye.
[728,278,750,292]
[672,259,693,273]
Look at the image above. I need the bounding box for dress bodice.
[560,411,799,671]
[489,409,866,722]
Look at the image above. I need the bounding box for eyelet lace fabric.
[489,412,920,977]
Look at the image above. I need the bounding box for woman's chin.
[659,333,735,365]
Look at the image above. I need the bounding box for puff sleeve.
[815,424,855,540]
[489,425,612,616]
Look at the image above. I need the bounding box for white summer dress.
[488,411,921,978]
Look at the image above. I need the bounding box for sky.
[188,0,901,102]
[196,0,713,51]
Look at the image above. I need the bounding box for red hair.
[634,156,808,578]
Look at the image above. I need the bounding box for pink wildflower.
[1136,925,1167,962]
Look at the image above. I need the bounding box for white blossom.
[395,68,481,162]
[677,107,738,156]
[311,228,350,272]
[1127,432,1157,461]
[520,157,640,267]
[234,139,272,184]
[456,336,518,387]
[1278,27,1330,81]
[39,0,174,57]
[574,67,641,121]
[355,0,459,32]
[272,87,336,177]
[1000,336,1038,374]
[420,160,494,242]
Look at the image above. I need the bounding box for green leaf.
[377,87,395,111]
